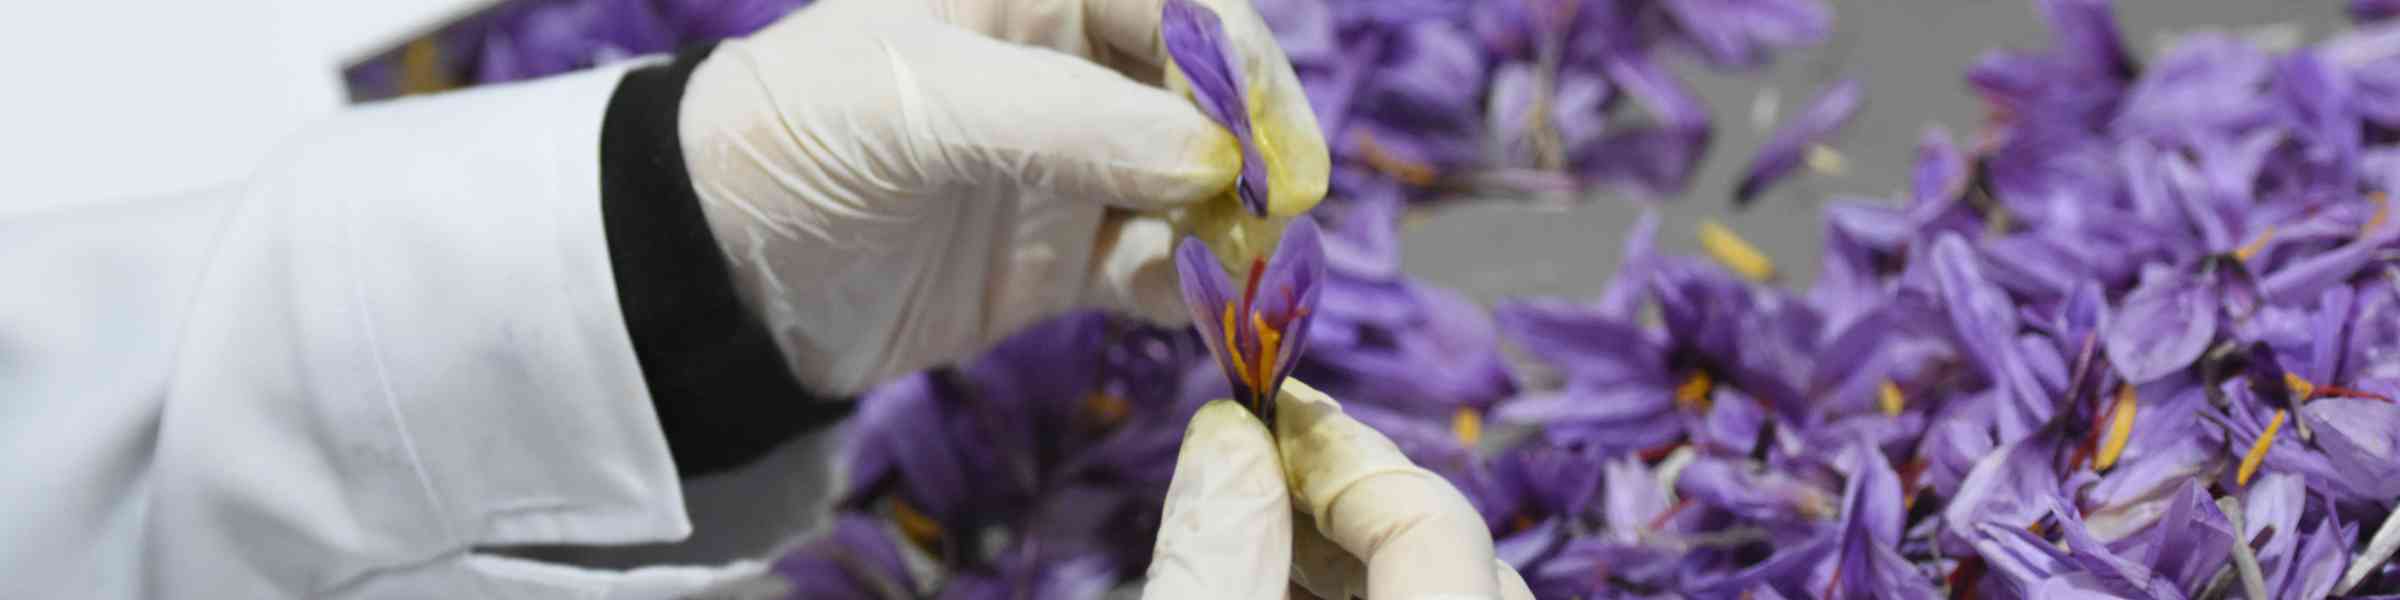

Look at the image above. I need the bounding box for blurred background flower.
[349,0,2400,597]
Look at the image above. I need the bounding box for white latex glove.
[1143,380,1538,600]
[678,0,1323,396]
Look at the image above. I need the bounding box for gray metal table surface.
[1401,0,2348,305]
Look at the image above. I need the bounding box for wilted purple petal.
[2285,515,2353,600]
[773,514,918,599]
[1494,385,1671,430]
[2303,397,2400,498]
[1163,0,1269,215]
[2263,216,2400,303]
[1736,78,1864,206]
[1944,432,2064,555]
[2105,266,2219,383]
[1658,0,1833,68]
[1260,219,1325,372]
[1174,237,1245,401]
[1676,456,1838,524]
[1495,300,1668,384]
[1931,234,2055,436]
[1969,521,2071,593]
[2244,472,2307,594]
[1366,21,1490,119]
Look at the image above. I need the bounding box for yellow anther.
[1452,407,1484,447]
[2366,191,2390,238]
[2237,409,2287,487]
[2234,225,2278,262]
[1222,304,1254,390]
[1674,372,1715,413]
[2096,384,2138,471]
[1804,144,1849,175]
[1083,391,1130,428]
[890,498,944,552]
[2284,372,2317,401]
[1699,219,1776,282]
[1351,130,1439,187]
[1251,311,1283,397]
[1877,380,1905,416]
[399,39,455,95]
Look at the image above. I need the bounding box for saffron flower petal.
[1736,78,1865,206]
[1163,0,1270,216]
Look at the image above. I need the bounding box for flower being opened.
[1176,217,1324,425]
[1161,0,1328,275]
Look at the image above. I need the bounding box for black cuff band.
[601,43,854,478]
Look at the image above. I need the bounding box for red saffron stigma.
[1238,257,1265,322]
[2318,385,2394,403]
[1648,498,1697,531]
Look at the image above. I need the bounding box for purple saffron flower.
[2360,0,2400,22]
[1735,78,1864,206]
[937,546,1114,600]
[1174,217,1325,423]
[1491,300,1685,453]
[1516,457,1691,596]
[1823,444,1941,599]
[1163,0,1270,216]
[1658,0,1834,69]
[772,514,918,599]
[1674,455,1838,526]
[1945,429,2067,557]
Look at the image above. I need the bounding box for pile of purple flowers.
[808,0,2400,597]
[348,0,2400,596]
[344,0,811,100]
[1467,0,2400,596]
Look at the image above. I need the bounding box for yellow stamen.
[2096,384,2138,471]
[1222,304,1254,390]
[890,498,944,551]
[1251,311,1283,399]
[1083,391,1130,428]
[1877,380,1905,416]
[2237,409,2287,487]
[1699,219,1776,282]
[2234,225,2277,262]
[1804,144,1849,175]
[399,39,455,95]
[2284,372,2317,401]
[1351,130,1439,187]
[1452,407,1484,447]
[2366,191,2390,238]
[1674,372,1715,413]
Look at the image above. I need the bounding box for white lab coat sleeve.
[0,185,238,599]
[114,63,736,598]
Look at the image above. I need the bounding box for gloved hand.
[1143,380,1537,600]
[677,0,1324,396]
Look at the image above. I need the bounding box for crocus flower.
[1175,217,1325,424]
[1164,0,1270,216]
[772,515,919,600]
[1735,78,1865,207]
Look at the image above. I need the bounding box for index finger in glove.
[1274,380,1527,600]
